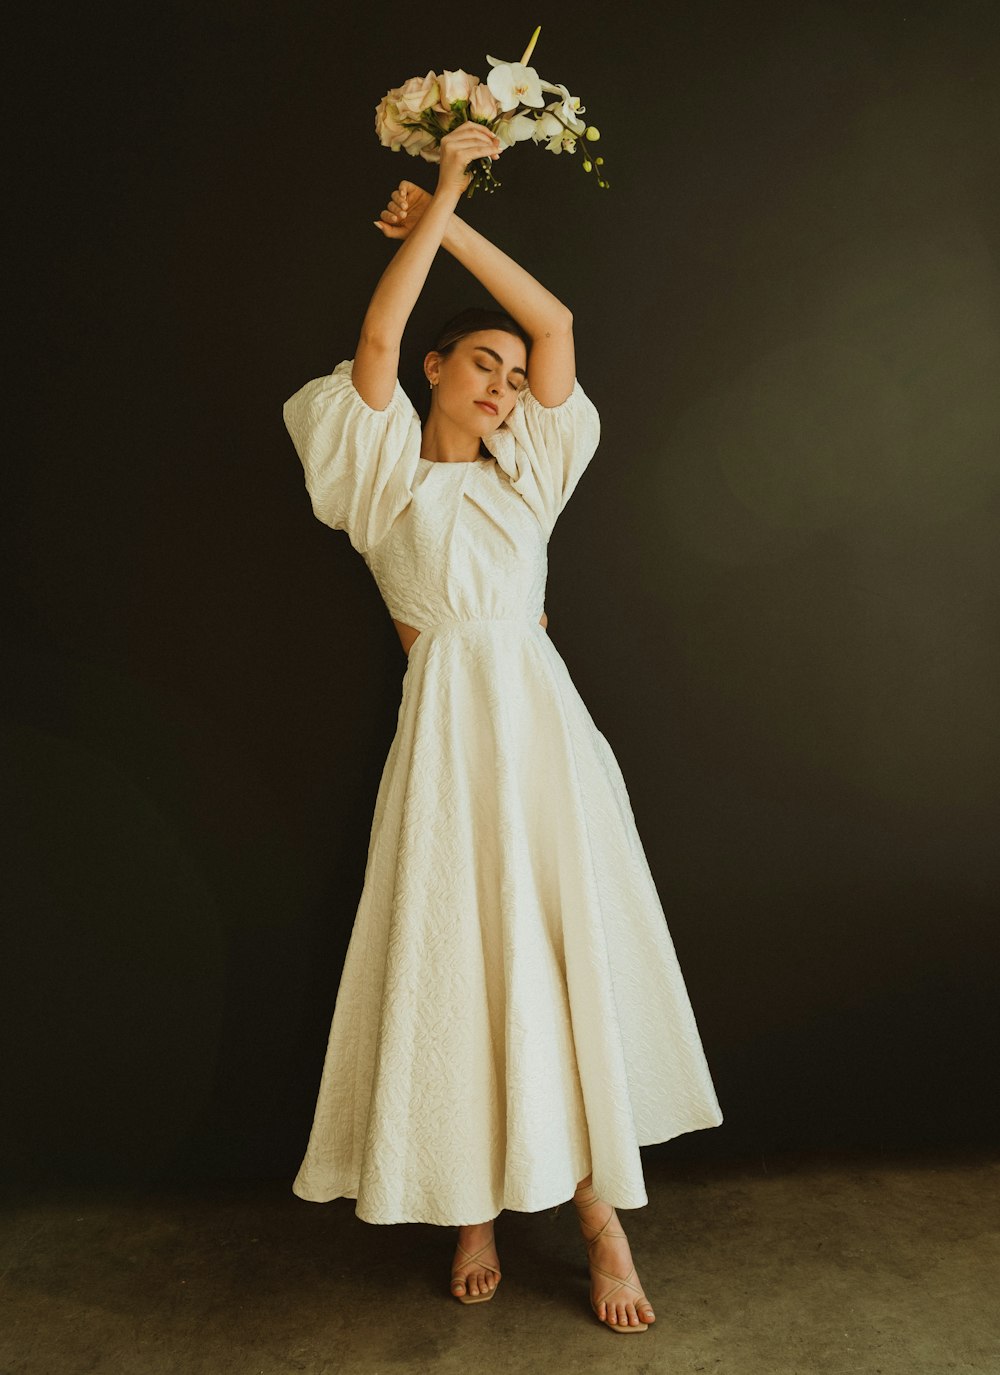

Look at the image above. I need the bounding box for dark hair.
[430,306,531,358]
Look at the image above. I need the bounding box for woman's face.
[426,330,528,433]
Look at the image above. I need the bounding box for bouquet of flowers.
[374,26,608,197]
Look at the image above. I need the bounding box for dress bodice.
[283,359,601,631]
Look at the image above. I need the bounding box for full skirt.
[293,616,722,1225]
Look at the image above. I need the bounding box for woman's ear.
[423,349,441,388]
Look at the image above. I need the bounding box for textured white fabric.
[282,359,723,1225]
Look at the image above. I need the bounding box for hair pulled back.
[430,306,531,358]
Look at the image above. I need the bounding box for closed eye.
[477,363,523,390]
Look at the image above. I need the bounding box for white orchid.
[531,111,577,154]
[495,112,538,148]
[485,56,545,112]
[539,80,587,134]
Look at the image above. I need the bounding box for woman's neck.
[420,408,483,463]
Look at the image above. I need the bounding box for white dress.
[282,359,723,1226]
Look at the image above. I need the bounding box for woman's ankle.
[457,1217,496,1237]
[574,1174,601,1208]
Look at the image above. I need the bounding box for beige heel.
[450,1227,501,1305]
[574,1185,652,1333]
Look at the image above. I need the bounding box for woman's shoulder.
[283,359,425,553]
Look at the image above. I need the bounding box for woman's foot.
[450,1219,501,1303]
[573,1176,655,1332]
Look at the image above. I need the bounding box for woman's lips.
[476,401,498,415]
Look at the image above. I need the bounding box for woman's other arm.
[354,125,502,410]
[443,217,575,407]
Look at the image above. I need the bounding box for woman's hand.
[373,125,501,239]
[373,180,431,241]
[435,121,502,198]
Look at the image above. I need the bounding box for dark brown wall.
[4,0,999,1188]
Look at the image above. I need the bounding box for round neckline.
[418,456,492,465]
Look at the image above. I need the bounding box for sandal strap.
[574,1195,627,1251]
[589,1262,646,1308]
[575,1187,654,1319]
[451,1238,501,1281]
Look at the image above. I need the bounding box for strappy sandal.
[450,1227,501,1305]
[574,1185,653,1333]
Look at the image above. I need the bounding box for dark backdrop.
[4,0,998,1191]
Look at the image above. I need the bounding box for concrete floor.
[2,1152,997,1375]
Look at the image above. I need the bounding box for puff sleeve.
[488,377,601,539]
[282,359,422,554]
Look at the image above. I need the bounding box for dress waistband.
[400,615,547,674]
[415,614,544,632]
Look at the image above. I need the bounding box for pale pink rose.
[395,71,440,117]
[436,68,479,111]
[374,90,408,150]
[469,83,500,122]
[399,125,438,158]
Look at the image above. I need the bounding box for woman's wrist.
[431,178,465,210]
[441,208,466,254]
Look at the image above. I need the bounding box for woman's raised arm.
[353,124,503,410]
[374,176,576,408]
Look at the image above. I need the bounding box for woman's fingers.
[439,124,501,165]
[373,184,414,236]
[436,125,501,191]
[383,183,418,219]
[380,197,406,222]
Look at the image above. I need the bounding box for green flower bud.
[582,159,592,172]
[584,126,600,141]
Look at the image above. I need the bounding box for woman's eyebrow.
[473,346,527,379]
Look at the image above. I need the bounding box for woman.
[282,122,723,1334]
